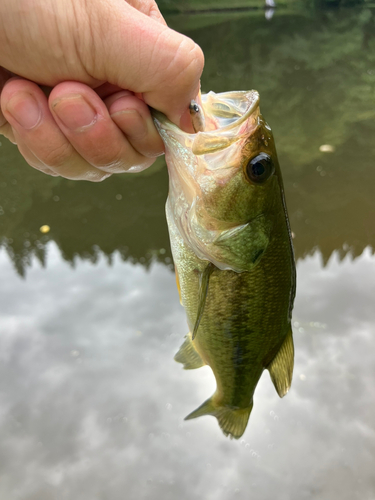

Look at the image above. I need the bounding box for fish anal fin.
[174,334,205,370]
[185,396,253,439]
[267,327,294,398]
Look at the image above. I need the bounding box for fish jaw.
[154,91,266,272]
[153,91,260,209]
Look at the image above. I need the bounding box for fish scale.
[172,206,293,405]
[154,90,296,439]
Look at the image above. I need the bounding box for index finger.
[86,0,204,127]
[126,0,167,25]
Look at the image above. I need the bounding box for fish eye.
[245,153,274,184]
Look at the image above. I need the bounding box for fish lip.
[152,90,260,138]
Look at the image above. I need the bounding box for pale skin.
[0,0,204,180]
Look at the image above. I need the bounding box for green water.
[1,5,375,273]
[0,3,374,499]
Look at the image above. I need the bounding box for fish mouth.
[152,90,260,141]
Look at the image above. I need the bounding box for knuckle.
[171,38,204,87]
[95,157,128,173]
[132,135,164,159]
[41,141,75,169]
[88,145,126,170]
[94,153,152,173]
[87,139,148,172]
[148,3,165,23]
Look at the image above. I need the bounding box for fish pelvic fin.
[174,333,205,370]
[267,326,294,398]
[185,396,253,439]
[192,262,215,340]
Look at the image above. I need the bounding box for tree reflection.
[0,146,171,275]
[1,4,374,274]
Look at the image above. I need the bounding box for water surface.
[0,3,374,499]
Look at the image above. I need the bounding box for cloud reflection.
[0,245,374,499]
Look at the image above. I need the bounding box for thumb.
[83,0,204,126]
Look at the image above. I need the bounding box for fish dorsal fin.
[174,333,205,370]
[267,327,294,398]
[192,262,215,340]
[185,396,253,439]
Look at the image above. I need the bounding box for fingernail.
[105,90,133,107]
[6,92,42,130]
[111,108,147,139]
[52,94,97,131]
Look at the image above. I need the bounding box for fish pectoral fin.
[185,396,253,440]
[174,333,205,370]
[192,262,215,340]
[267,327,294,398]
[213,216,271,271]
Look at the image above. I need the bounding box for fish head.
[153,90,283,272]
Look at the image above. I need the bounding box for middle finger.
[50,82,157,173]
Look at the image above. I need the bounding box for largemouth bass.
[153,90,296,439]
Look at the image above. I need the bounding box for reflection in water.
[0,2,375,496]
[1,6,375,272]
[156,90,295,438]
[0,245,374,498]
[0,151,171,275]
[265,8,275,21]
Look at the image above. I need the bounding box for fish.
[152,90,296,439]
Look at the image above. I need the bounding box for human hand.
[0,0,204,180]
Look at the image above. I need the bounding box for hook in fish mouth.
[189,101,200,114]
[152,90,260,136]
[153,90,260,157]
[189,100,205,133]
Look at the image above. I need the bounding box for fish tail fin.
[174,334,205,370]
[185,396,253,439]
[267,326,294,397]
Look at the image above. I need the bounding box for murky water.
[0,3,374,499]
